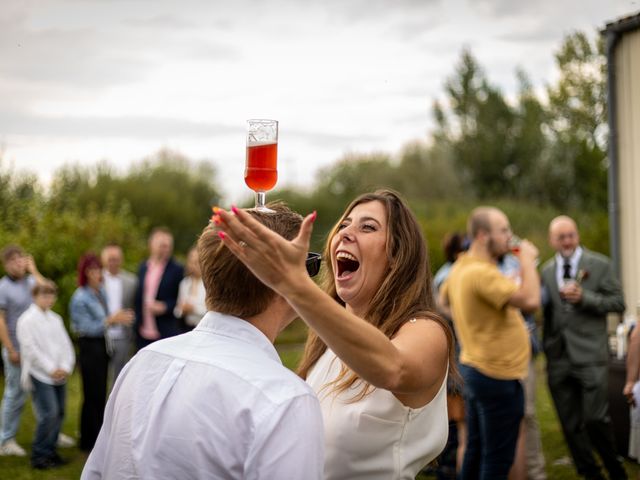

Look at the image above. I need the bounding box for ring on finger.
[238,241,248,248]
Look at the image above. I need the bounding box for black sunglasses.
[306,252,322,277]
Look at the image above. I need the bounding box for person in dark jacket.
[134,227,184,350]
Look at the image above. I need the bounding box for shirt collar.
[5,274,26,283]
[555,245,583,267]
[33,304,49,315]
[103,270,118,279]
[81,284,106,297]
[555,245,583,282]
[147,258,168,269]
[195,311,281,364]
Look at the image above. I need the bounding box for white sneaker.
[56,432,76,448]
[0,438,27,456]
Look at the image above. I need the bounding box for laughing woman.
[215,190,454,479]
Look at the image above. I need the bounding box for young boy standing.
[16,281,75,469]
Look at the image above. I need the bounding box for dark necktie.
[563,261,572,280]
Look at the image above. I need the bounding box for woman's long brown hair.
[297,189,457,400]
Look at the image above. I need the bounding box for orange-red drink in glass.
[246,119,278,211]
[509,235,521,255]
[245,142,277,192]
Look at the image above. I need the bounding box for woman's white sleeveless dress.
[306,349,448,480]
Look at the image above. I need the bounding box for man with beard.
[440,207,540,480]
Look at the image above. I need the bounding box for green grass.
[534,357,640,479]
[0,370,86,479]
[2,353,639,479]
[417,357,640,479]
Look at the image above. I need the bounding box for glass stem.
[255,191,266,209]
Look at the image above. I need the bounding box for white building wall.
[617,28,640,316]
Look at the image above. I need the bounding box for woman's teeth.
[336,252,360,277]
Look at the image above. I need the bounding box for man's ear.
[476,230,489,246]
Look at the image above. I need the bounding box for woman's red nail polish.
[218,231,226,240]
[231,205,239,215]
[310,211,317,222]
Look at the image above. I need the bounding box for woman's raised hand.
[213,206,317,296]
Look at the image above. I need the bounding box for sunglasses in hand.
[306,252,322,278]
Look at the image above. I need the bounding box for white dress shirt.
[16,304,76,389]
[103,271,124,315]
[173,276,207,327]
[555,246,583,287]
[103,270,127,340]
[82,311,324,480]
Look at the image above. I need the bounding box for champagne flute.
[509,235,522,255]
[245,119,278,211]
[509,234,540,266]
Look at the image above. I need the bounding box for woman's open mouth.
[336,251,360,278]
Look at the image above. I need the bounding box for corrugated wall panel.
[617,29,640,316]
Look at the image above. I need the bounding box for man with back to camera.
[541,215,627,480]
[440,206,540,480]
[82,204,324,479]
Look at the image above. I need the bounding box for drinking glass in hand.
[246,119,278,211]
[509,235,521,255]
[559,278,577,311]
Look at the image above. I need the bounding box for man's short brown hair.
[149,226,172,240]
[1,244,24,264]
[467,206,497,239]
[198,202,303,318]
[32,280,57,297]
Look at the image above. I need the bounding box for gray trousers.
[524,359,547,480]
[108,336,133,389]
[548,362,626,480]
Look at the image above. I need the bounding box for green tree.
[314,152,396,199]
[510,69,549,201]
[0,155,43,232]
[544,31,608,210]
[49,149,222,253]
[394,140,465,202]
[432,49,527,199]
[432,34,607,210]
[0,157,148,319]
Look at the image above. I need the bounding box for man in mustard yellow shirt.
[440,206,540,480]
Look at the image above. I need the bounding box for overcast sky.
[1,0,637,202]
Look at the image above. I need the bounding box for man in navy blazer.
[134,228,184,350]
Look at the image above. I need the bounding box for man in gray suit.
[101,244,137,386]
[541,215,627,480]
